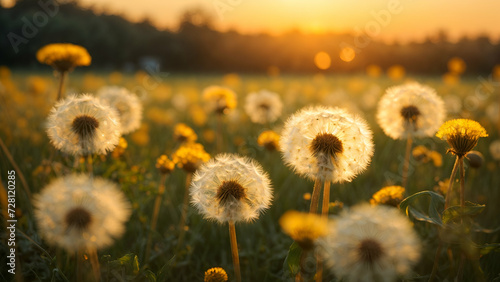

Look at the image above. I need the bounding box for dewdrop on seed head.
[317,204,421,282]
[377,83,445,140]
[46,94,121,156]
[33,174,131,252]
[190,154,272,223]
[280,106,374,183]
[97,86,143,134]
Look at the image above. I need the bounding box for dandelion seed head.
[244,89,283,124]
[377,83,445,139]
[436,119,488,157]
[46,94,121,156]
[190,154,272,223]
[34,174,131,252]
[97,86,142,134]
[280,106,374,183]
[317,204,421,282]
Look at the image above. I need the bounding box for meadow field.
[1,67,500,281]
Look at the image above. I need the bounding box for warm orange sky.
[78,0,499,41]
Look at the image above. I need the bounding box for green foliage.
[283,241,302,278]
[400,190,445,226]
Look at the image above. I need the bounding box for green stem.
[145,173,167,262]
[444,156,460,209]
[229,221,241,282]
[56,71,67,101]
[176,172,192,252]
[402,135,413,188]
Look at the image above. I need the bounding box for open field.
[1,69,499,281]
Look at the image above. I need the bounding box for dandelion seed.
[317,204,421,282]
[257,130,280,151]
[280,106,373,183]
[172,143,210,173]
[377,83,445,140]
[46,94,121,156]
[33,174,131,252]
[173,123,198,143]
[436,119,488,157]
[244,90,283,124]
[97,86,142,134]
[204,267,228,282]
[190,153,272,223]
[203,86,237,115]
[279,210,327,250]
[370,186,405,207]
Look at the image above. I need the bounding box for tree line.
[1,0,499,74]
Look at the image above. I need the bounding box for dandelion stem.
[176,172,192,252]
[56,71,67,101]
[402,135,413,188]
[145,173,167,262]
[87,155,93,177]
[309,179,322,214]
[77,250,83,282]
[229,221,242,282]
[444,156,460,210]
[216,114,223,153]
[459,157,465,208]
[0,136,32,202]
[88,247,100,281]
[315,181,331,282]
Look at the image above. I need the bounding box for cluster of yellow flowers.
[111,137,128,159]
[257,130,280,151]
[36,43,91,72]
[155,155,176,174]
[370,186,406,207]
[174,123,198,143]
[172,143,210,173]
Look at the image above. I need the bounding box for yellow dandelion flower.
[257,130,280,151]
[279,210,328,250]
[204,267,228,282]
[173,143,210,173]
[428,151,443,167]
[173,123,197,143]
[370,186,405,207]
[412,145,429,162]
[36,43,91,72]
[436,119,488,157]
[155,155,176,174]
[202,85,237,114]
[111,137,128,159]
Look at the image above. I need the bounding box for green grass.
[0,70,499,281]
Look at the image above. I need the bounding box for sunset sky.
[68,0,500,41]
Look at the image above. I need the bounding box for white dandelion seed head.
[280,106,374,183]
[46,94,121,155]
[97,86,143,134]
[317,204,422,282]
[244,89,283,124]
[377,83,446,139]
[190,153,273,224]
[34,174,131,252]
